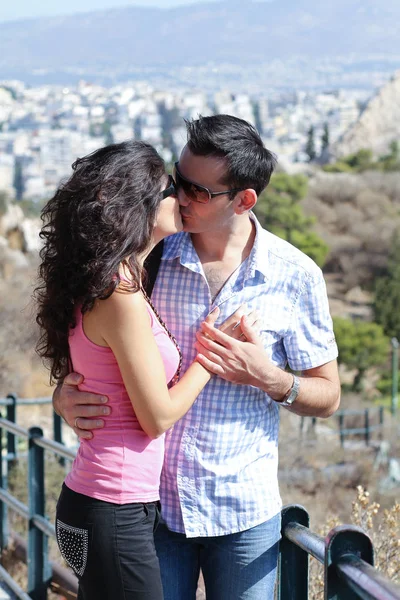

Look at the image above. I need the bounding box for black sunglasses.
[174,162,244,204]
[161,174,177,199]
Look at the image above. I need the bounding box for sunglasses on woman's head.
[173,162,244,204]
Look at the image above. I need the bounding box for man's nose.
[177,189,191,207]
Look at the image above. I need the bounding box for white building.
[0,154,14,196]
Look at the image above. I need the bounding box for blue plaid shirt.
[152,214,338,537]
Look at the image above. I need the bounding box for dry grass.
[351,486,400,581]
[308,487,400,599]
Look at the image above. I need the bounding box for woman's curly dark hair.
[35,140,166,383]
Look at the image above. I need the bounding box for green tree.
[345,149,374,171]
[103,120,114,146]
[374,233,400,340]
[252,101,262,134]
[333,317,389,392]
[0,191,8,216]
[305,126,316,162]
[13,159,24,201]
[323,148,374,173]
[255,173,329,267]
[321,122,330,154]
[377,140,400,171]
[322,161,354,173]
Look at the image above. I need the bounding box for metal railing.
[0,394,63,455]
[337,406,385,447]
[278,504,400,600]
[0,416,76,599]
[0,397,398,599]
[301,406,385,447]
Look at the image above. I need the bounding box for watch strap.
[280,374,300,407]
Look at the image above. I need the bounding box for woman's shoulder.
[94,288,154,332]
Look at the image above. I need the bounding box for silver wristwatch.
[280,374,300,407]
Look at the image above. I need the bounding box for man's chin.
[181,214,192,231]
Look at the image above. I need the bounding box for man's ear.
[234,189,257,215]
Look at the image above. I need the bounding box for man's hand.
[53,373,110,439]
[196,315,341,417]
[195,314,282,390]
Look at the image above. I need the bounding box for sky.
[0,0,223,23]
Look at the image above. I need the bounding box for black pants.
[56,483,163,600]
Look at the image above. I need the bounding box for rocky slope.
[335,70,400,157]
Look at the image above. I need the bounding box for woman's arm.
[94,290,216,438]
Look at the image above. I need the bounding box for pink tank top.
[64,302,180,503]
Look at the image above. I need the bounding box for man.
[54,114,340,599]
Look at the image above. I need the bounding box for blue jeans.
[154,513,281,600]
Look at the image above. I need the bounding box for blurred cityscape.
[0,79,371,201]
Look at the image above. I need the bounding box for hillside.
[335,71,400,157]
[0,0,400,77]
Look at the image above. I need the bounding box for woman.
[35,140,247,600]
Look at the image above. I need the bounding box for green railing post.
[53,412,65,466]
[391,337,399,416]
[0,418,8,551]
[364,409,370,446]
[278,504,309,600]
[6,393,17,466]
[324,525,373,599]
[28,427,50,600]
[379,406,384,440]
[53,412,62,445]
[338,414,345,447]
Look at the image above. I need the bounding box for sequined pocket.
[56,519,89,577]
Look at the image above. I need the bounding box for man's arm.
[53,373,110,439]
[195,315,340,418]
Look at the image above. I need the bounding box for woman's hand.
[195,313,271,386]
[206,304,259,341]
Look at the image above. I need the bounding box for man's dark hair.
[185,114,276,197]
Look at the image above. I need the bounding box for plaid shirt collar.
[162,212,270,281]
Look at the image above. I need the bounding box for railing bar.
[339,427,381,435]
[0,564,33,600]
[33,437,75,460]
[336,408,382,417]
[283,522,325,562]
[0,489,29,519]
[12,399,52,406]
[32,515,56,539]
[0,397,52,405]
[337,555,400,600]
[0,418,28,438]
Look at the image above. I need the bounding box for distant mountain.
[1,0,400,79]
